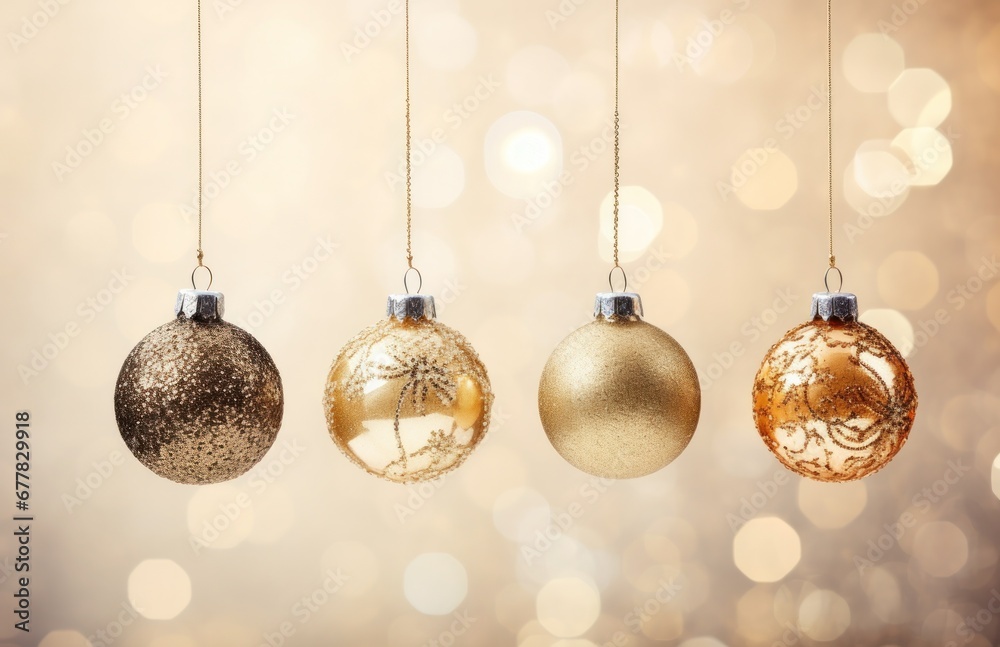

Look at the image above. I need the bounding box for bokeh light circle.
[912,521,969,577]
[798,589,852,641]
[892,127,953,186]
[731,148,798,210]
[859,309,915,358]
[403,552,468,615]
[797,479,868,529]
[888,68,952,128]
[733,517,801,582]
[485,111,564,199]
[876,250,940,310]
[536,576,601,638]
[843,34,905,93]
[38,631,91,647]
[127,559,192,620]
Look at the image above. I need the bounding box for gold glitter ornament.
[752,292,917,482]
[115,290,284,485]
[324,294,492,483]
[538,292,701,479]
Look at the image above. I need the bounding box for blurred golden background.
[2,0,1000,645]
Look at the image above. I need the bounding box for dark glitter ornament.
[115,290,284,485]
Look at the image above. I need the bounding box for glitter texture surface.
[324,316,493,483]
[537,316,702,479]
[115,317,284,485]
[752,319,917,482]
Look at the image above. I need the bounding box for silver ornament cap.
[594,292,644,320]
[175,289,225,322]
[387,294,437,321]
[810,292,858,322]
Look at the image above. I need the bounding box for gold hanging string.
[197,0,203,266]
[405,0,413,270]
[612,0,621,271]
[826,0,835,271]
[823,0,841,293]
[606,0,627,293]
[191,0,213,290]
[401,0,422,294]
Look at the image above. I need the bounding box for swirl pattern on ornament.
[752,320,917,482]
[324,318,492,483]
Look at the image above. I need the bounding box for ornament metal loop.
[608,265,628,293]
[824,266,843,293]
[403,266,423,294]
[191,264,214,290]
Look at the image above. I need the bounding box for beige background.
[2,0,1000,645]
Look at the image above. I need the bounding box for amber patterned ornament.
[115,290,284,485]
[538,292,701,479]
[752,292,917,482]
[324,294,492,483]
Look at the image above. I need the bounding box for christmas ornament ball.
[115,290,284,485]
[538,293,701,479]
[324,294,492,483]
[752,292,917,482]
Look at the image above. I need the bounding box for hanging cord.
[608,0,626,293]
[402,0,421,294]
[823,0,841,293]
[191,0,213,290]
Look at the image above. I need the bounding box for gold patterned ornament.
[324,294,492,483]
[538,293,701,479]
[752,292,917,482]
[115,290,284,485]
